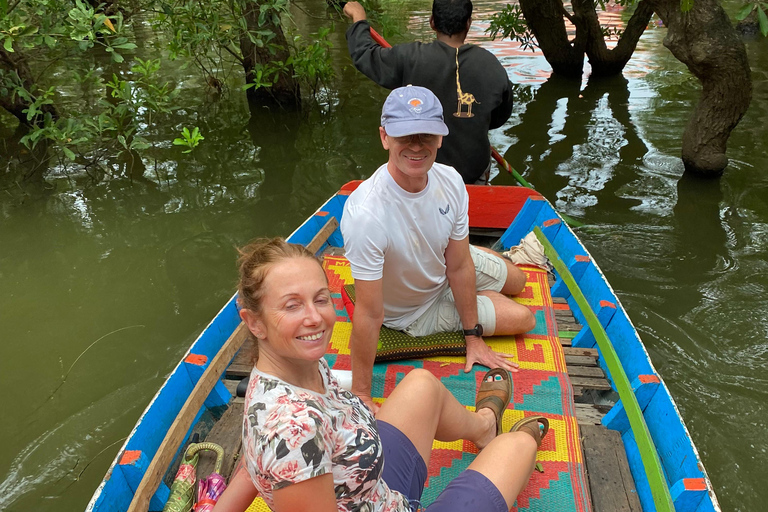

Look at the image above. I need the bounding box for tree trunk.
[574,0,654,76]
[0,47,58,126]
[645,0,752,176]
[239,0,301,109]
[519,0,586,78]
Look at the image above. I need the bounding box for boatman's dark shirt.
[346,20,514,184]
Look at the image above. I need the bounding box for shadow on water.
[246,103,300,206]
[504,74,648,215]
[672,173,729,288]
[162,104,304,315]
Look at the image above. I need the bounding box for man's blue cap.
[380,85,449,137]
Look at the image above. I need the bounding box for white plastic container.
[330,369,353,391]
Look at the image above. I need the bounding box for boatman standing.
[341,86,535,411]
[343,0,514,185]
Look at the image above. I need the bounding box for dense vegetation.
[0,0,342,181]
[0,0,759,180]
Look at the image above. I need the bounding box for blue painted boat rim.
[87,190,349,511]
[534,198,722,512]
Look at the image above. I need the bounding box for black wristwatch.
[463,323,483,337]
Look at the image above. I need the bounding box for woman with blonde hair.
[213,237,548,512]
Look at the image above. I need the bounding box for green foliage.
[242,63,279,91]
[737,2,768,37]
[327,0,412,40]
[290,28,335,95]
[173,126,205,153]
[487,4,536,51]
[601,26,625,40]
[680,0,695,13]
[155,0,335,97]
[1,0,337,180]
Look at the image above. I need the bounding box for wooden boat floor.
[192,244,642,512]
[554,296,643,512]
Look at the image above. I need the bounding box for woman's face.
[244,257,335,364]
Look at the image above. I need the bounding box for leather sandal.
[475,368,512,436]
[510,416,550,448]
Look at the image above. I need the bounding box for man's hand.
[354,391,380,415]
[464,336,520,373]
[343,1,367,22]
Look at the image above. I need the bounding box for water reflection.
[672,173,729,287]
[505,73,647,215]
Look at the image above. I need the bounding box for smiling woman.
[237,239,335,392]
[210,237,547,512]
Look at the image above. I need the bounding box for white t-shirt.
[341,163,469,329]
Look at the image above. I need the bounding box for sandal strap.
[510,416,550,448]
[475,369,512,436]
[476,394,506,414]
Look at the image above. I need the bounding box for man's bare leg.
[473,245,526,295]
[479,290,536,335]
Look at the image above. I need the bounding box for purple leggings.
[377,420,508,512]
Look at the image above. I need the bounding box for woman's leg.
[424,432,538,512]
[376,369,497,466]
[466,432,538,508]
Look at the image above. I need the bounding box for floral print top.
[242,359,410,512]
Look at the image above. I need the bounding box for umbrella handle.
[186,442,225,474]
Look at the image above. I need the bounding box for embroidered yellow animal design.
[454,48,479,118]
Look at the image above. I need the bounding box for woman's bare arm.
[273,473,337,512]
[212,466,259,512]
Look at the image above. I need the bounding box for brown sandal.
[475,368,513,436]
[510,416,550,447]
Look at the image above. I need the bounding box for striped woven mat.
[246,256,590,512]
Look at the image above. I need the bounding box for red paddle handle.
[369,26,392,48]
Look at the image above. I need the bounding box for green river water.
[1,1,766,511]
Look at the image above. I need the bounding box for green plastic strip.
[534,227,674,512]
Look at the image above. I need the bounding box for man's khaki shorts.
[403,246,508,337]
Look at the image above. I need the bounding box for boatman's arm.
[349,277,385,413]
[489,79,515,130]
[343,1,367,23]
[444,236,519,374]
[343,2,408,89]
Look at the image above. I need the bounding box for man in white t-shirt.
[341,86,535,411]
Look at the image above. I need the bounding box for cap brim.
[384,119,449,137]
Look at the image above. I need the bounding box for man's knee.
[518,308,536,333]
[483,292,536,334]
[502,264,527,296]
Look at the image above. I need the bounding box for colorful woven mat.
[246,255,590,512]
[342,283,467,361]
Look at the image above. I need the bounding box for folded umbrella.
[191,442,227,512]
[162,444,199,512]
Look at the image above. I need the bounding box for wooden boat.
[87,182,721,512]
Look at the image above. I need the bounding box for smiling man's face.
[380,127,443,193]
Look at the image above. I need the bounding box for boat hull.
[87,183,720,512]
